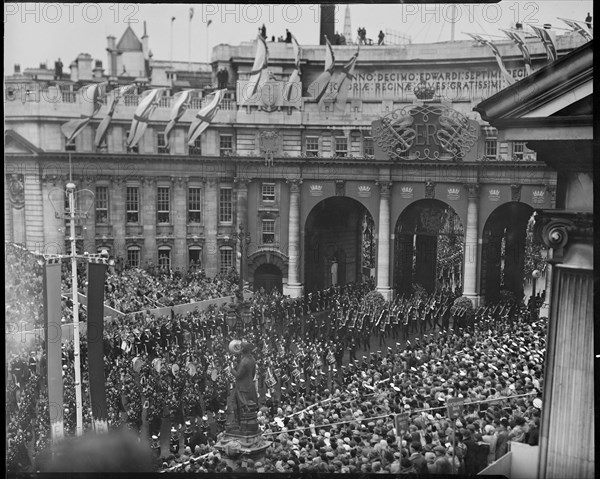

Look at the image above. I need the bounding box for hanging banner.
[44,262,64,441]
[87,262,109,433]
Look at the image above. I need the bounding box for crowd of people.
[6,273,545,474]
[6,241,546,474]
[102,267,238,313]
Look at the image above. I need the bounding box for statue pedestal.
[214,431,271,458]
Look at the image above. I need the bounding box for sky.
[4,2,593,73]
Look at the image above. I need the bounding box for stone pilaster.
[172,176,188,271]
[284,178,303,298]
[462,183,480,306]
[376,181,392,300]
[535,210,594,479]
[204,178,218,276]
[141,177,157,267]
[109,176,126,261]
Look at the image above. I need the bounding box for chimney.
[77,53,93,80]
[70,60,79,82]
[107,35,117,75]
[319,4,336,45]
[14,64,20,74]
[93,60,104,79]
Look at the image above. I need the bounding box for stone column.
[284,178,303,298]
[462,183,479,306]
[141,177,157,267]
[535,211,593,479]
[376,181,392,300]
[234,178,250,275]
[172,176,188,272]
[204,179,218,276]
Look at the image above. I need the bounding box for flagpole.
[67,153,83,437]
[188,16,191,72]
[206,21,210,63]
[170,17,175,68]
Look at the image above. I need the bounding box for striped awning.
[482,126,498,138]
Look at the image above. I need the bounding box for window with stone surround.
[95,186,109,223]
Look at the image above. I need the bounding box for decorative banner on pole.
[87,261,109,433]
[308,35,335,107]
[283,34,302,104]
[94,84,135,149]
[126,88,165,148]
[239,34,269,106]
[502,29,533,75]
[466,33,515,86]
[44,262,64,441]
[164,89,195,149]
[529,25,558,62]
[559,18,593,42]
[187,89,226,146]
[333,46,359,113]
[61,82,107,143]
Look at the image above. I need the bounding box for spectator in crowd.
[585,12,592,30]
[378,30,385,45]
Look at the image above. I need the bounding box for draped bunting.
[94,84,135,148]
[126,88,165,148]
[308,36,335,107]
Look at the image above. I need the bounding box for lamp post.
[47,165,95,437]
[236,224,251,302]
[531,269,541,320]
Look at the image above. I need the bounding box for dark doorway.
[189,248,202,269]
[254,263,283,294]
[304,197,375,292]
[394,199,464,294]
[481,202,534,302]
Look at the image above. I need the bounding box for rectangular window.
[220,247,233,274]
[95,186,109,223]
[157,187,170,223]
[65,137,76,151]
[158,249,171,269]
[127,248,140,268]
[125,130,138,153]
[306,136,319,157]
[219,134,233,156]
[513,141,525,161]
[485,139,498,159]
[262,183,275,202]
[126,186,139,223]
[189,137,202,156]
[157,132,168,154]
[262,219,275,244]
[363,137,374,157]
[219,187,233,224]
[188,187,202,223]
[335,136,348,157]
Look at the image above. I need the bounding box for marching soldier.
[183,420,194,448]
[169,426,180,454]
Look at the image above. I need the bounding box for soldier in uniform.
[169,426,180,454]
[150,434,161,460]
[183,420,194,448]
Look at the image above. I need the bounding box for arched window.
[158,246,171,270]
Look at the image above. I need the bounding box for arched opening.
[394,199,464,295]
[481,202,535,302]
[253,263,283,294]
[304,196,375,292]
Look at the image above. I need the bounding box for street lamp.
[236,224,251,302]
[531,269,541,320]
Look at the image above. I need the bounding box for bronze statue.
[226,340,258,435]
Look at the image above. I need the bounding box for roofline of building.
[473,41,593,122]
